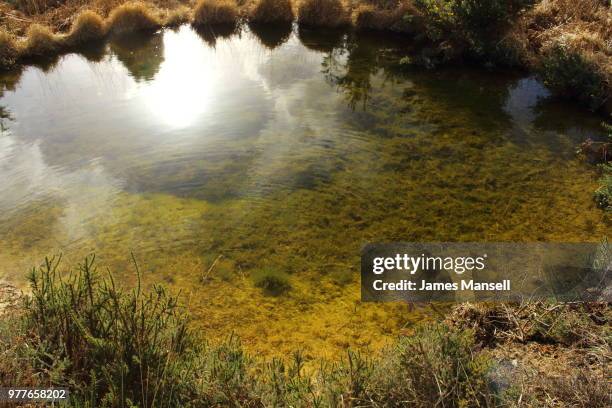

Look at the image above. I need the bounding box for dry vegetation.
[65,9,106,45]
[193,0,240,26]
[107,1,161,35]
[249,0,294,24]
[297,0,350,27]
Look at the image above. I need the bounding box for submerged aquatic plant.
[297,0,350,28]
[107,2,161,36]
[249,0,295,24]
[252,268,292,296]
[66,10,107,46]
[193,0,240,26]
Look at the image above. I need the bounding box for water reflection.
[0,24,608,278]
[249,23,292,50]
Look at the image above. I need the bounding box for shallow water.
[0,25,609,358]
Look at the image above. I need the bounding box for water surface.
[0,25,608,358]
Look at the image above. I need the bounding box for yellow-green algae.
[0,25,609,360]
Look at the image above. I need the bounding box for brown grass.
[22,24,62,57]
[66,10,107,46]
[107,2,162,36]
[249,0,295,24]
[0,30,20,69]
[353,2,417,33]
[297,0,350,28]
[163,5,192,27]
[193,0,240,26]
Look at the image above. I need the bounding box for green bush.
[371,323,495,407]
[19,255,200,407]
[413,0,532,64]
[540,45,608,111]
[252,268,292,296]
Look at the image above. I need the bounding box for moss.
[0,30,19,69]
[193,0,240,26]
[297,0,350,28]
[66,10,107,46]
[22,24,61,58]
[249,0,295,24]
[107,2,161,36]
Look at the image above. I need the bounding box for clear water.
[0,24,608,358]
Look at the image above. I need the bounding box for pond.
[0,24,608,358]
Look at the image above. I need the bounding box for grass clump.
[252,268,291,296]
[353,2,417,33]
[297,0,350,28]
[22,24,62,58]
[193,0,240,26]
[163,6,192,27]
[249,0,295,24]
[107,2,161,36]
[0,29,19,69]
[66,10,107,47]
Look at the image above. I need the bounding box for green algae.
[0,25,609,360]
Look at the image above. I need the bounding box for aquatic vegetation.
[0,29,19,69]
[252,268,292,296]
[249,0,295,24]
[193,0,240,26]
[65,10,107,46]
[297,0,350,28]
[107,2,162,36]
[22,24,61,58]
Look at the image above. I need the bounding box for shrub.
[540,43,608,111]
[413,0,533,64]
[193,0,240,26]
[23,24,61,58]
[252,268,291,295]
[250,0,295,24]
[372,323,495,407]
[107,2,161,36]
[0,29,19,69]
[297,0,350,28]
[17,255,201,406]
[66,10,107,46]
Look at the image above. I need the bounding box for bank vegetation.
[0,256,610,407]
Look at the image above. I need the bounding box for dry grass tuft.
[0,30,20,69]
[193,0,240,26]
[297,0,350,28]
[163,6,192,27]
[353,2,416,33]
[107,2,162,36]
[22,24,62,57]
[66,10,107,46]
[250,0,295,24]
